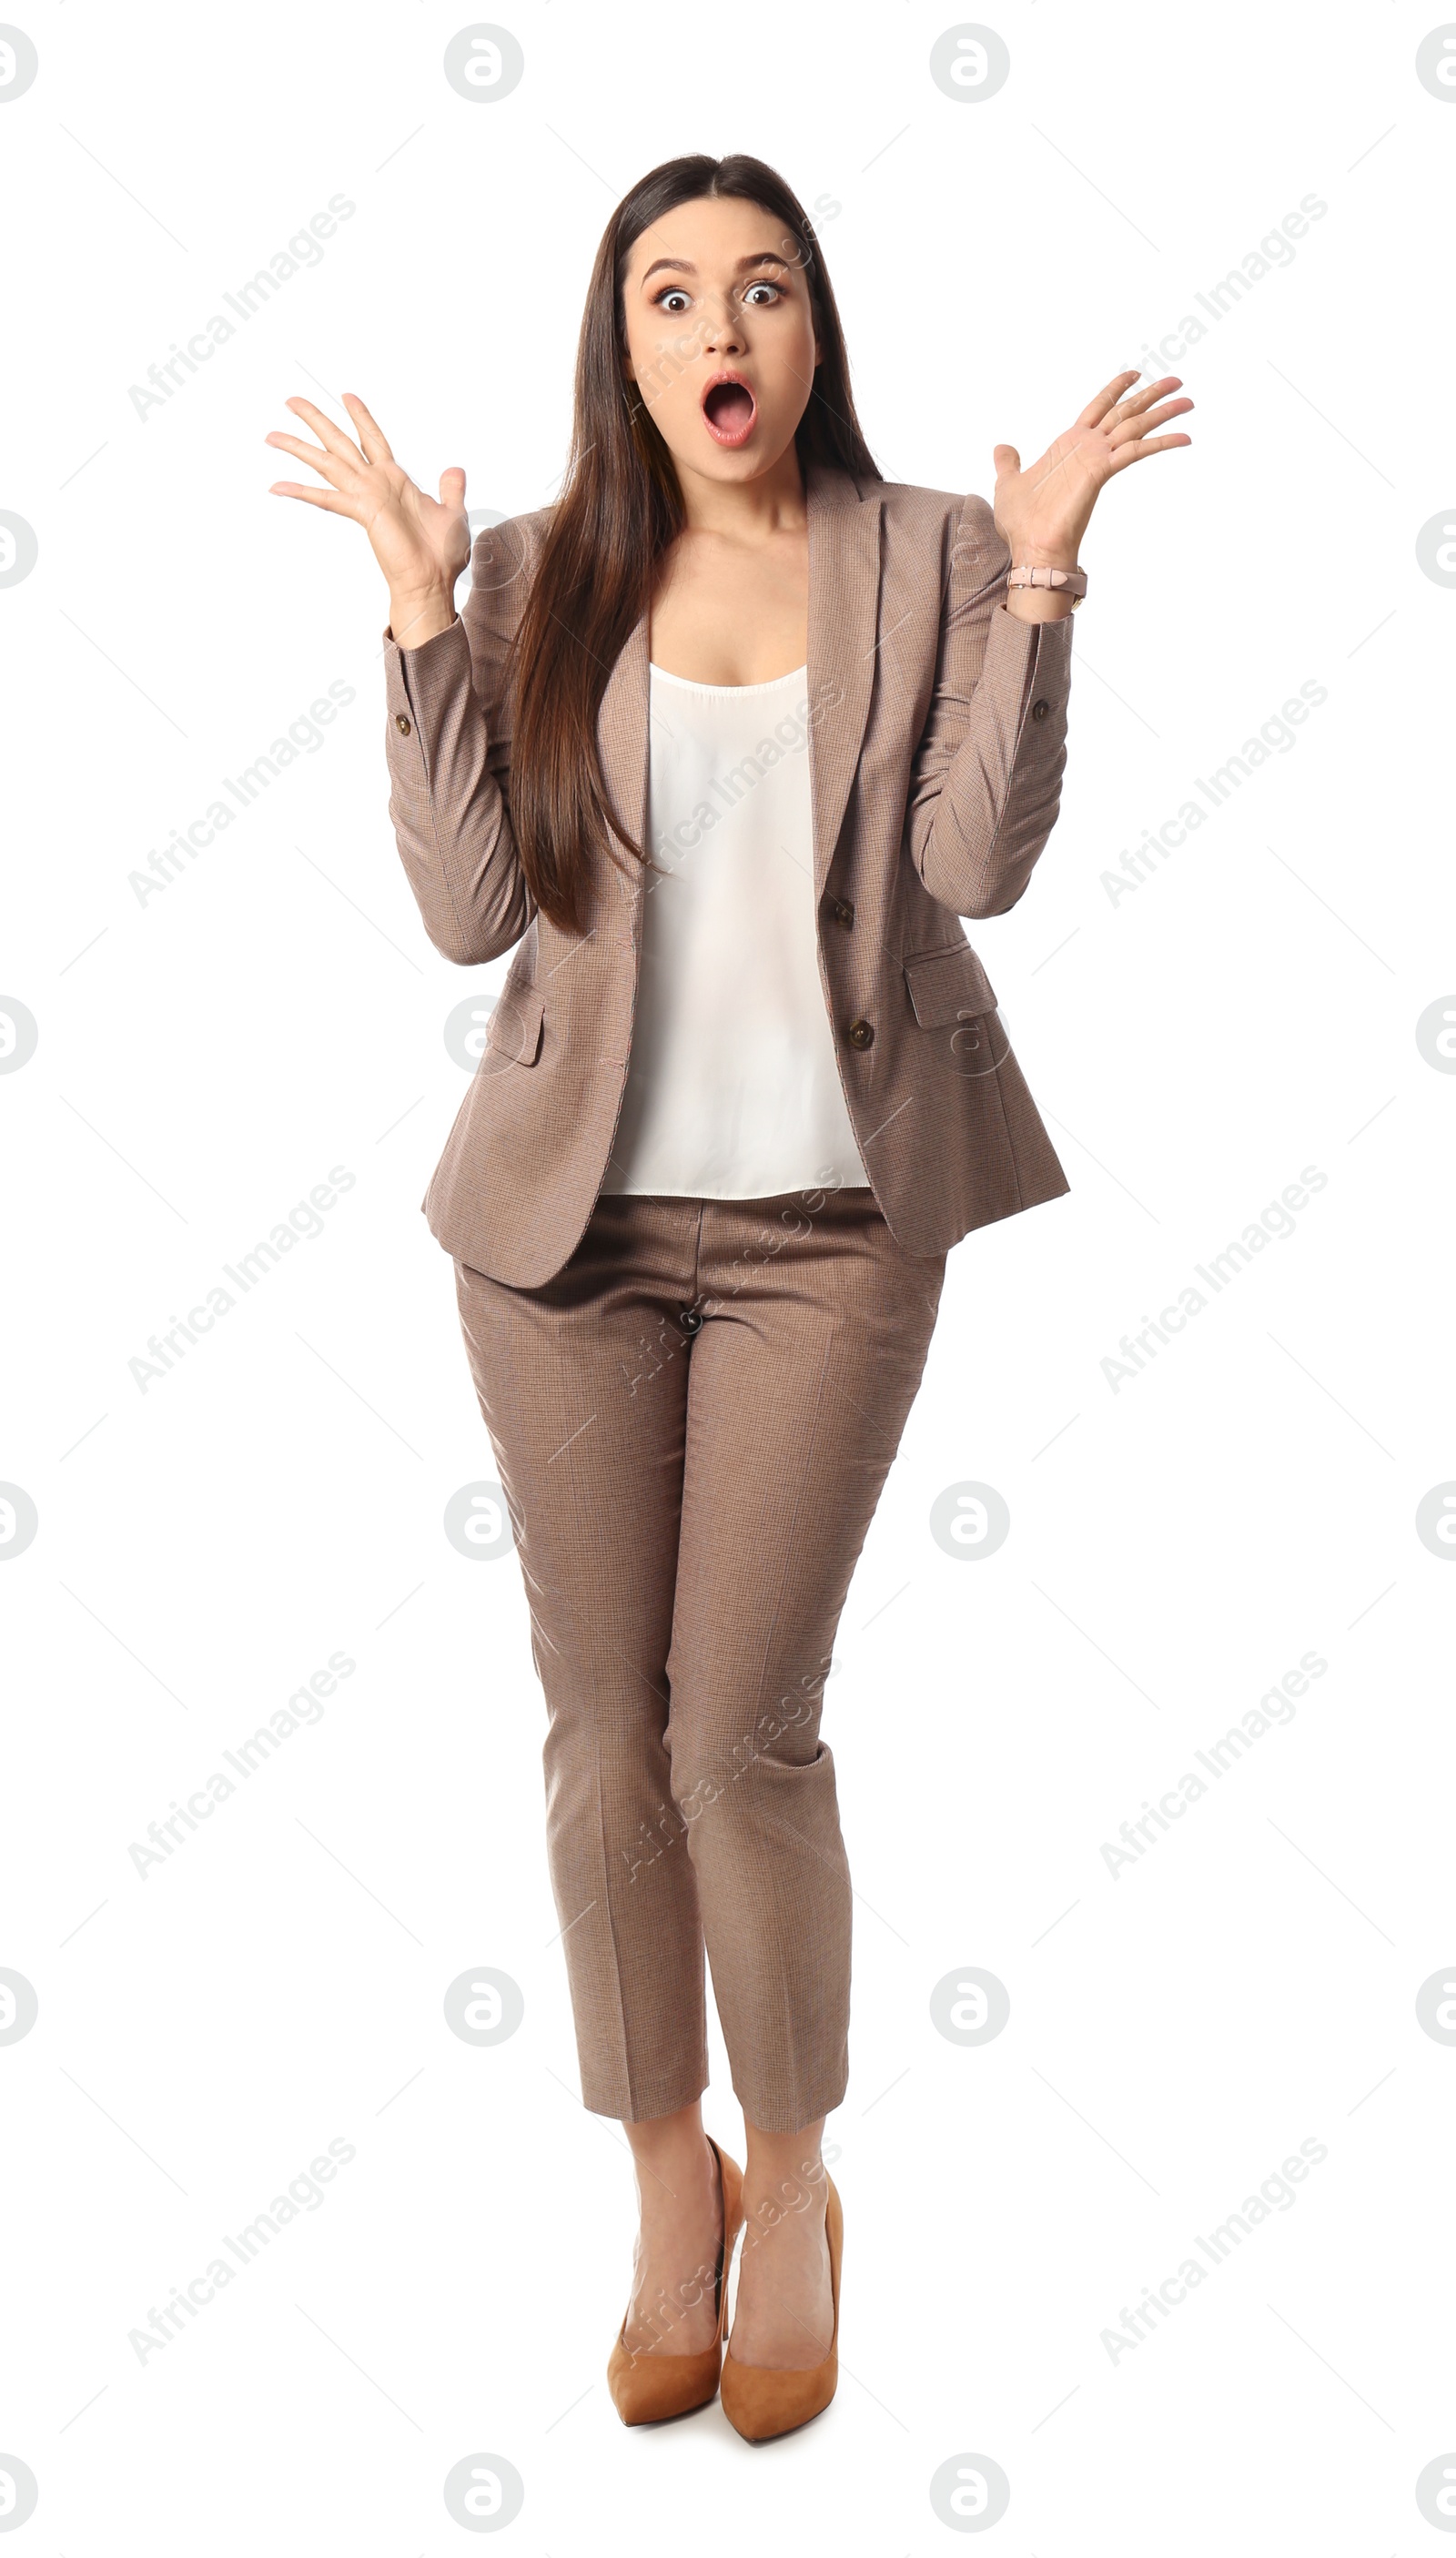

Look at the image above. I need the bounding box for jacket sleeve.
[380,518,540,965]
[904,493,1074,919]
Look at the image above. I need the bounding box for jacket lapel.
[596,610,651,921]
[593,460,885,915]
[805,462,884,895]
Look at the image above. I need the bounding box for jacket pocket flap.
[484,984,545,1066]
[904,943,998,1027]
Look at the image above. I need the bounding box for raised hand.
[992,369,1193,571]
[266,391,470,647]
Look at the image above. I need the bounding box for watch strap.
[1006,561,1088,604]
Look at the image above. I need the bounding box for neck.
[672,441,808,541]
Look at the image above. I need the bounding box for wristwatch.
[1006,562,1087,609]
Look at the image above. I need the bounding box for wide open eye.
[743,280,784,306]
[656,288,692,314]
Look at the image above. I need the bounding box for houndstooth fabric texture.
[384,461,1075,1289]
[453,1183,947,2128]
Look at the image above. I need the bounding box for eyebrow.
[638,249,794,284]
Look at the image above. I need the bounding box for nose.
[701,294,744,357]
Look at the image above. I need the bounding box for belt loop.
[690,1198,706,1325]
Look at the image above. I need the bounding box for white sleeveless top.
[601,662,871,1199]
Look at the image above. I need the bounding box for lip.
[699,369,758,449]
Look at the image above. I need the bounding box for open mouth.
[701,373,757,447]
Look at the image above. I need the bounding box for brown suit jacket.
[382,460,1075,1287]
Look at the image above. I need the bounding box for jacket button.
[1030,699,1049,722]
[395,713,411,735]
[834,897,854,926]
[846,1017,875,1049]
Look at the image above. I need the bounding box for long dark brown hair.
[508,153,882,935]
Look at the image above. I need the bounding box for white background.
[4,2,1454,2549]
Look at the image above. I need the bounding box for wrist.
[388,583,456,650]
[1009,546,1080,574]
[1005,554,1085,623]
[1004,588,1076,624]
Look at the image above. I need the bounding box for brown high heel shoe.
[606,2134,744,2425]
[720,2173,843,2442]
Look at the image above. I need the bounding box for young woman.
[267,151,1190,2442]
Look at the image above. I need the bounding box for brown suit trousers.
[453,1182,946,2130]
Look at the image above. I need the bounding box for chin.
[672,427,794,483]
